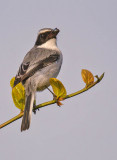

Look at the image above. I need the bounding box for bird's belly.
[35,61,62,91]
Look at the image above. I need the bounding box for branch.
[0,73,104,129]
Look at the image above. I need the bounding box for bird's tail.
[21,92,34,131]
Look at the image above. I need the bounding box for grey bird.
[14,28,63,131]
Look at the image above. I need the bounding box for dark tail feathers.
[21,93,34,131]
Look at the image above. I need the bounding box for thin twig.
[0,73,104,129]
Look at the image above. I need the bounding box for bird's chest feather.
[36,57,62,91]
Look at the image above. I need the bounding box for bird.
[14,28,63,131]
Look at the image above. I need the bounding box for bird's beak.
[53,28,60,35]
[48,28,60,39]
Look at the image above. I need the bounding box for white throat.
[37,38,59,51]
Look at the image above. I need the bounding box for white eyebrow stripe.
[38,29,52,34]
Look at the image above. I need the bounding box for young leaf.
[10,77,25,111]
[49,78,67,99]
[81,69,94,87]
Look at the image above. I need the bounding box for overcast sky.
[0,0,117,160]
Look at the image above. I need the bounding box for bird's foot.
[33,104,39,114]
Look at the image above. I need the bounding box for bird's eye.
[40,34,45,39]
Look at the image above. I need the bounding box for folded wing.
[14,48,60,87]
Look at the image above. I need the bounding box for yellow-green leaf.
[10,77,25,111]
[49,78,67,99]
[81,69,94,86]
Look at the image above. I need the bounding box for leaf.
[81,69,94,87]
[49,78,67,99]
[10,77,25,111]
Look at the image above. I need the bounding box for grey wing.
[14,47,60,87]
[14,61,30,87]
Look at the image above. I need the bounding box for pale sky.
[0,0,117,160]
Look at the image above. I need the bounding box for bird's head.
[35,28,60,48]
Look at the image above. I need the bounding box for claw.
[33,104,39,114]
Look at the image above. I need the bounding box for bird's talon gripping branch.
[33,104,39,114]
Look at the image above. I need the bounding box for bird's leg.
[46,87,62,107]
[46,87,57,100]
[33,99,39,114]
